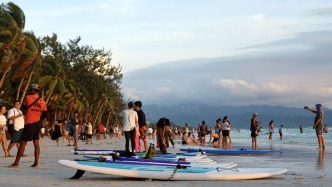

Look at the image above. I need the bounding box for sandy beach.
[0,135,331,187]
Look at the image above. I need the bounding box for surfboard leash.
[216,167,239,172]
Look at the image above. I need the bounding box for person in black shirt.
[134,101,148,152]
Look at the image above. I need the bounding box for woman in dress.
[156,118,167,153]
[51,119,63,146]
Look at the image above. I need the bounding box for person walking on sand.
[10,83,47,167]
[250,113,261,150]
[0,105,11,157]
[304,104,325,149]
[7,101,25,156]
[51,120,63,146]
[119,101,138,154]
[268,120,274,140]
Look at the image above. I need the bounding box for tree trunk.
[16,74,26,100]
[45,88,54,105]
[0,68,10,89]
[19,67,34,103]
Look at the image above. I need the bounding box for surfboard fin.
[70,169,85,179]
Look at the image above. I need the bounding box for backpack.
[144,143,156,159]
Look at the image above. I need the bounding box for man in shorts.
[134,101,148,152]
[10,84,47,167]
[305,104,325,149]
[70,111,79,150]
[7,101,25,156]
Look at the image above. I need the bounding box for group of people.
[119,101,149,155]
[250,103,326,150]
[0,84,47,167]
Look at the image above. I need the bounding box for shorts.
[139,126,147,140]
[251,131,257,138]
[86,134,92,139]
[315,128,322,137]
[11,129,23,143]
[222,130,229,136]
[72,131,78,140]
[22,121,42,141]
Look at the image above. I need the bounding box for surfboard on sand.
[71,149,205,157]
[58,160,287,181]
[180,148,282,155]
[81,155,235,168]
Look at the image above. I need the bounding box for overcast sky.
[12,0,332,108]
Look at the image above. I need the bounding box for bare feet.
[9,163,18,167]
[31,163,38,167]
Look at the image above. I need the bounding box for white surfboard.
[58,160,287,181]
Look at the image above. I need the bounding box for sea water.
[172,127,332,178]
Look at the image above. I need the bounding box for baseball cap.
[30,83,40,91]
[315,104,322,107]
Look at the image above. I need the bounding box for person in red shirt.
[98,124,105,139]
[10,83,47,167]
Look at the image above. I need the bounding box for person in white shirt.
[85,122,93,144]
[113,125,119,138]
[0,105,11,157]
[7,101,25,156]
[119,101,138,154]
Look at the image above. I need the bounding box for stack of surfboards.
[58,148,287,181]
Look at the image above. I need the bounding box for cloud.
[122,30,332,108]
[309,7,332,16]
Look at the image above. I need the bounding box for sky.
[10,0,332,108]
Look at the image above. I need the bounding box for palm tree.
[0,2,26,89]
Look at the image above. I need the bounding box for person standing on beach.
[0,105,11,157]
[268,120,274,140]
[250,113,261,150]
[304,104,325,149]
[85,122,93,144]
[221,116,231,149]
[156,117,167,153]
[119,101,138,154]
[10,83,47,167]
[279,125,283,140]
[7,101,25,156]
[164,118,175,148]
[134,101,148,152]
[70,111,79,150]
[200,121,208,144]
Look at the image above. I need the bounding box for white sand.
[0,136,331,187]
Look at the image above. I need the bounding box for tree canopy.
[0,2,124,129]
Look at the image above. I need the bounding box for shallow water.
[173,127,332,177]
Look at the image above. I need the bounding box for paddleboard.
[72,149,205,157]
[180,148,282,155]
[83,155,215,163]
[82,155,233,168]
[58,160,287,181]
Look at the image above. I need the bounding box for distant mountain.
[142,104,331,129]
